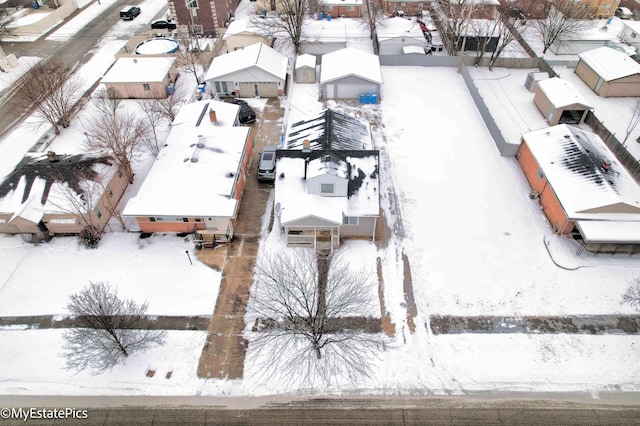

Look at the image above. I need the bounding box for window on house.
[537,168,544,179]
[321,183,334,194]
[150,217,156,222]
[604,3,610,9]
[143,83,150,91]
[108,188,113,198]
[118,170,123,178]
[536,3,544,9]
[346,5,355,11]
[95,208,102,219]
[195,218,202,222]
[191,24,203,34]
[342,216,359,225]
[633,33,638,38]
[326,6,333,11]
[186,0,198,8]
[182,218,189,222]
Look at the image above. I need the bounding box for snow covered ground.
[0,0,639,397]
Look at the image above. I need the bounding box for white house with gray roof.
[204,42,288,98]
[320,47,382,100]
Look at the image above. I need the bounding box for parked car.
[151,20,177,30]
[615,7,633,19]
[119,6,141,20]
[257,146,277,181]
[232,99,256,124]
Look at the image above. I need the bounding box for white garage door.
[239,82,278,98]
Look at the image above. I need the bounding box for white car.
[615,7,633,19]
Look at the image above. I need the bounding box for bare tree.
[62,281,166,374]
[248,248,385,387]
[83,103,149,184]
[250,0,317,53]
[533,0,594,54]
[623,100,640,146]
[0,7,12,42]
[489,8,528,70]
[432,0,489,54]
[93,87,122,116]
[14,59,82,134]
[470,18,500,65]
[361,0,386,40]
[622,276,640,310]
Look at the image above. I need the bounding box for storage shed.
[376,17,427,55]
[295,54,317,83]
[222,17,273,53]
[320,48,382,100]
[575,46,640,97]
[101,57,177,99]
[204,42,288,98]
[533,77,592,125]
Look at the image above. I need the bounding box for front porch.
[285,226,340,250]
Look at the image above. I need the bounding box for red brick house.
[168,0,240,37]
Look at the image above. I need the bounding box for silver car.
[257,146,277,181]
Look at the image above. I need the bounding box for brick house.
[168,0,240,37]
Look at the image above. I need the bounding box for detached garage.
[575,47,640,97]
[534,77,592,125]
[320,48,382,100]
[204,43,288,98]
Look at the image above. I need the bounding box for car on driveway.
[232,99,256,124]
[120,6,141,20]
[151,20,177,30]
[615,7,633,19]
[258,146,277,181]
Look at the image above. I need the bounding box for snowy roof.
[306,154,349,180]
[403,45,426,54]
[536,77,591,109]
[122,100,249,218]
[222,17,268,38]
[575,220,640,243]
[0,153,117,223]
[295,54,316,69]
[320,48,382,84]
[301,18,370,44]
[521,124,640,224]
[620,20,640,35]
[274,151,380,225]
[203,43,288,81]
[285,109,372,150]
[578,47,640,82]
[101,57,176,83]
[376,17,425,42]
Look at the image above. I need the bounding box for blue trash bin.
[166,84,175,95]
[359,94,365,104]
[327,14,331,21]
[365,93,371,104]
[371,93,377,104]
[318,12,323,19]
[32,0,39,8]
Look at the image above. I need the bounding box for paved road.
[0,0,145,139]
[1,395,639,425]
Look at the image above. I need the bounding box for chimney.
[304,157,310,180]
[47,151,58,163]
[302,139,311,152]
[209,109,217,123]
[601,160,611,172]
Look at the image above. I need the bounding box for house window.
[191,24,203,34]
[321,183,334,194]
[537,168,544,179]
[143,83,150,91]
[536,3,544,9]
[195,218,202,222]
[604,3,610,9]
[95,208,102,219]
[343,216,359,225]
[326,5,333,11]
[182,218,189,222]
[149,217,156,222]
[215,81,229,93]
[346,5,355,11]
[186,0,198,8]
[108,188,114,198]
[118,170,123,178]
[633,33,638,39]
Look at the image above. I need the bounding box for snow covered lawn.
[0,233,220,316]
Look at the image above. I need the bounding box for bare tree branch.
[13,59,82,134]
[247,248,385,388]
[62,281,166,374]
[623,100,640,146]
[533,0,594,54]
[249,0,318,52]
[622,276,640,310]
